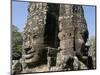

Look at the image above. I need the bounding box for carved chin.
[25,54,40,64]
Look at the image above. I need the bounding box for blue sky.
[12,1,29,31]
[12,1,96,38]
[83,5,96,37]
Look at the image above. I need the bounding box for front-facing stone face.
[23,2,47,67]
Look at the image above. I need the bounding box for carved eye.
[33,34,38,38]
[23,36,27,41]
[73,7,77,13]
[73,6,79,13]
[69,33,71,36]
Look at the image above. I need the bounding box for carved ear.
[13,62,23,74]
[73,56,79,70]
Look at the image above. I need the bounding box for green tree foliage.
[12,25,23,60]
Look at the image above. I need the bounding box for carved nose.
[24,47,32,51]
[24,41,32,51]
[24,47,32,54]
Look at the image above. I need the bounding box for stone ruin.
[13,2,94,74]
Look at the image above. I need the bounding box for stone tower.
[22,2,48,72]
[56,5,89,70]
[21,2,93,73]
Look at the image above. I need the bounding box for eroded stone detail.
[22,2,48,73]
[13,3,94,74]
[56,5,89,70]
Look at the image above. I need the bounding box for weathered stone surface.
[22,2,48,72]
[56,5,89,70]
[13,2,94,74]
[12,60,22,74]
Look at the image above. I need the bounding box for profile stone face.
[21,2,93,73]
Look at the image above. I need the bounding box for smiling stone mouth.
[24,49,36,59]
[24,53,40,64]
[24,53,34,59]
[27,50,35,54]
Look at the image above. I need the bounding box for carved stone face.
[23,28,46,67]
[23,3,48,67]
